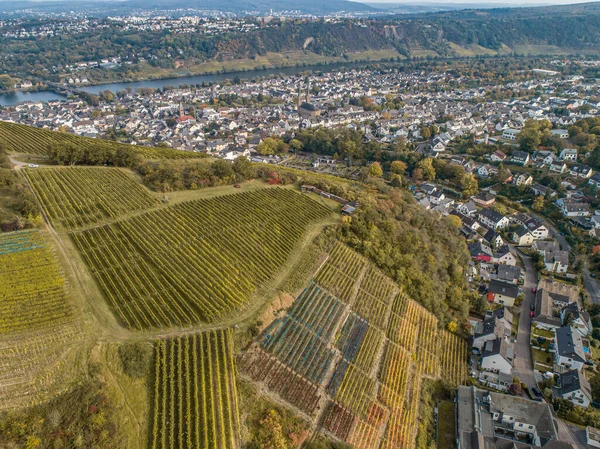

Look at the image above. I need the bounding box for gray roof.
[558,369,585,395]
[498,265,522,282]
[480,208,506,224]
[488,280,519,298]
[457,386,558,449]
[556,327,586,363]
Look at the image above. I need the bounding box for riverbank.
[74,49,401,91]
[0,50,401,106]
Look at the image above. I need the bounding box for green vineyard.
[72,188,333,330]
[151,329,240,449]
[0,230,82,409]
[0,120,206,159]
[241,241,469,449]
[24,166,160,229]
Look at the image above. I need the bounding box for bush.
[118,342,153,378]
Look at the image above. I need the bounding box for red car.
[531,287,537,293]
[530,311,535,318]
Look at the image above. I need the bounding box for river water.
[0,60,375,106]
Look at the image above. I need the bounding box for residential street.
[584,267,600,305]
[513,231,588,449]
[512,248,537,390]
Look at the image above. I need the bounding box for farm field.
[0,230,73,334]
[0,230,82,409]
[240,241,468,449]
[24,166,159,229]
[0,120,206,160]
[72,188,334,330]
[151,329,241,449]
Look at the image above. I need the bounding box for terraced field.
[0,230,82,409]
[151,329,240,449]
[0,120,206,159]
[72,188,334,330]
[24,166,159,229]
[240,241,469,449]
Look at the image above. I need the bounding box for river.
[0,60,375,106]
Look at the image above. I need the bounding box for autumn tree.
[368,162,383,178]
[448,215,462,229]
[533,195,545,212]
[289,139,303,153]
[416,158,436,181]
[390,160,407,175]
[257,137,280,155]
[518,127,541,153]
[420,126,432,140]
[460,173,478,198]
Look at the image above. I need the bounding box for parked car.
[530,304,535,311]
[531,287,537,293]
[532,387,542,398]
[530,311,535,318]
[28,164,38,168]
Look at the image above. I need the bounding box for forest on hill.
[2,3,600,84]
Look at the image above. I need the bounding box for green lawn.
[511,311,520,337]
[532,326,555,339]
[532,348,554,367]
[438,401,457,449]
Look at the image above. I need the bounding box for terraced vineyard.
[72,188,333,330]
[151,329,240,449]
[24,167,159,229]
[0,120,206,159]
[0,230,82,409]
[240,241,468,449]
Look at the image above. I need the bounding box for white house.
[513,226,534,246]
[524,218,549,240]
[478,208,510,230]
[560,201,591,217]
[490,150,507,163]
[557,370,591,408]
[544,249,569,273]
[559,148,578,161]
[488,279,520,306]
[480,337,514,375]
[552,129,570,139]
[555,327,586,371]
[502,128,520,141]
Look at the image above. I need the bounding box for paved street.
[584,267,600,304]
[512,248,537,390]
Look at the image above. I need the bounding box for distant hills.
[0,0,377,15]
[2,0,600,80]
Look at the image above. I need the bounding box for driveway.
[512,248,537,390]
